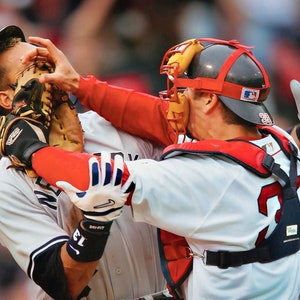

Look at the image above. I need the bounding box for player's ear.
[0,90,13,110]
[203,93,218,114]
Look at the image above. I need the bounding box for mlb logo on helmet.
[240,88,259,101]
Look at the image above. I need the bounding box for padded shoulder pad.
[162,126,296,178]
[162,139,271,178]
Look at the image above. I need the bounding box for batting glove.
[56,151,129,222]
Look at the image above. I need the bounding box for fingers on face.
[22,47,50,65]
[34,48,52,63]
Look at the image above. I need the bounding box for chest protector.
[158,126,300,299]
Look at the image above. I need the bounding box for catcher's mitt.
[49,87,83,152]
[0,61,84,176]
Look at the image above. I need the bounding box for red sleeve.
[32,147,131,192]
[74,75,176,146]
[32,147,93,190]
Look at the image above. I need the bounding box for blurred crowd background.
[0,0,299,299]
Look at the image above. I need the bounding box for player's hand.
[56,152,129,222]
[20,37,80,95]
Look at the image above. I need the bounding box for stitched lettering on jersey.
[256,175,300,246]
[36,177,61,196]
[34,191,57,210]
[256,181,283,245]
[93,151,139,161]
[34,177,62,210]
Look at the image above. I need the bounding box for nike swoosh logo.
[69,245,80,255]
[94,199,115,209]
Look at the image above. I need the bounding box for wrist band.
[66,219,113,262]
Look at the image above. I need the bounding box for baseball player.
[0,25,170,300]
[15,37,300,299]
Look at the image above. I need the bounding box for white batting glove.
[56,151,129,222]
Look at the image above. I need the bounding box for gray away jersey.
[0,110,165,300]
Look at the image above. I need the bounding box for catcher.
[0,25,168,300]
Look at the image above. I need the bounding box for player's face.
[4,42,37,90]
[184,89,205,140]
[0,42,37,110]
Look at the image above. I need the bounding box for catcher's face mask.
[159,38,273,138]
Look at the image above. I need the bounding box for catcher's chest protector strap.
[205,142,300,269]
[159,126,300,292]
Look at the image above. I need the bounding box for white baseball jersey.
[126,126,300,300]
[0,110,165,299]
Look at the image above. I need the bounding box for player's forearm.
[59,217,113,299]
[74,75,176,146]
[31,147,121,298]
[61,244,98,299]
[32,146,127,299]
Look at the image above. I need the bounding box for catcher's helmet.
[0,25,26,43]
[160,38,274,127]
